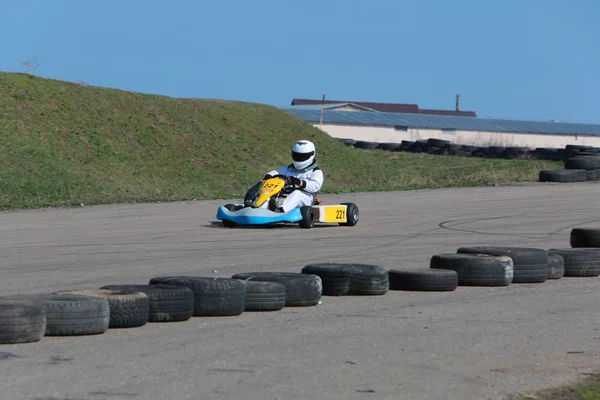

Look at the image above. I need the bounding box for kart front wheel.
[224,203,243,212]
[299,206,314,229]
[339,202,359,226]
[222,204,239,228]
[222,219,237,228]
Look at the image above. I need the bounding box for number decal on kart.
[336,209,345,220]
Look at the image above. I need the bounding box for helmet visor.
[292,150,314,162]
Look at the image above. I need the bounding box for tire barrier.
[388,269,458,291]
[100,284,194,322]
[231,272,322,307]
[147,277,246,317]
[336,138,600,183]
[240,281,287,312]
[0,227,598,345]
[340,138,600,161]
[301,263,389,296]
[336,137,563,160]
[455,246,549,283]
[540,147,600,182]
[336,138,600,182]
[54,289,150,329]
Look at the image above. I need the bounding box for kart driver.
[244,140,324,212]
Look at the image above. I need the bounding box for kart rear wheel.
[299,206,314,229]
[339,202,359,226]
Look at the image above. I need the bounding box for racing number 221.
[335,209,345,220]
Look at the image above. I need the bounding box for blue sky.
[1,0,599,123]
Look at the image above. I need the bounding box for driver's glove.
[287,176,306,188]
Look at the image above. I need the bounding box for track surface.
[1,183,599,400]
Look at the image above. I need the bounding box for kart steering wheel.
[266,174,292,184]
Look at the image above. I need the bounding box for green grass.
[513,374,600,400]
[0,72,562,210]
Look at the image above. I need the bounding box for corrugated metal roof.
[287,103,378,111]
[281,108,600,136]
[290,98,477,116]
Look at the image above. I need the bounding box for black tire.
[301,263,349,296]
[239,281,286,311]
[1,294,110,336]
[227,203,244,212]
[301,263,389,296]
[444,143,462,151]
[231,272,321,307]
[547,254,565,279]
[378,142,402,151]
[430,253,514,286]
[539,169,587,182]
[299,206,314,229]
[148,277,246,316]
[55,289,149,329]
[222,204,238,228]
[343,263,389,295]
[388,269,458,291]
[354,141,379,149]
[0,300,46,344]
[570,228,600,248]
[427,138,452,147]
[586,170,597,181]
[222,220,237,228]
[503,147,528,159]
[565,144,594,152]
[101,284,194,323]
[487,146,506,156]
[339,202,359,226]
[456,246,549,283]
[425,145,440,154]
[564,157,600,170]
[578,150,600,156]
[547,248,600,277]
[393,145,411,152]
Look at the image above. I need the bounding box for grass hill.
[0,72,561,210]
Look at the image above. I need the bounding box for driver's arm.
[264,166,287,180]
[302,170,324,193]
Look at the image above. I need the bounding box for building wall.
[314,123,600,148]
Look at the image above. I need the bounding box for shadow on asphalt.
[206,221,339,229]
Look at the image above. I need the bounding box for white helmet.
[292,140,316,170]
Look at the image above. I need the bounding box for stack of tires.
[337,137,600,167]
[539,145,600,183]
[531,147,565,161]
[336,137,538,159]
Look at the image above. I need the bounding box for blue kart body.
[216,205,302,225]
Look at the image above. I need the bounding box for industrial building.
[282,99,600,149]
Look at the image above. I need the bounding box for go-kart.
[216,175,359,229]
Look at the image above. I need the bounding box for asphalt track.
[1,182,599,400]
